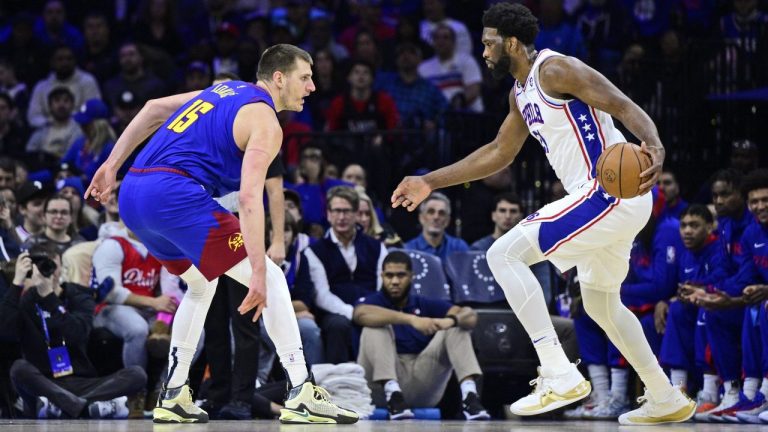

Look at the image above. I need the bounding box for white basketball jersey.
[513,49,626,195]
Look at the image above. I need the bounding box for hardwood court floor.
[0,419,763,432]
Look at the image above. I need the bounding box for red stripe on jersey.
[522,180,599,224]
[564,104,593,182]
[590,106,607,150]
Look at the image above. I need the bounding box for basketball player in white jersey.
[391,3,695,425]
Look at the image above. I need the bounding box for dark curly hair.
[482,2,539,46]
[712,168,742,190]
[741,168,768,197]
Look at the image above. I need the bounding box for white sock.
[670,369,688,390]
[761,377,768,398]
[610,368,629,402]
[486,227,571,374]
[744,377,760,400]
[724,380,738,394]
[280,348,308,387]
[384,380,401,401]
[167,267,218,389]
[580,287,673,402]
[531,328,572,374]
[460,379,478,400]
[225,258,308,385]
[723,380,732,393]
[587,364,610,402]
[703,374,719,398]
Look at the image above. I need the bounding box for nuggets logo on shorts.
[228,233,244,252]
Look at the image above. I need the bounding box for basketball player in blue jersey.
[391,3,695,425]
[85,45,358,424]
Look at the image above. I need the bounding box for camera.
[25,255,58,278]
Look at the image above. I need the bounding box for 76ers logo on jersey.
[522,102,544,126]
[228,233,244,252]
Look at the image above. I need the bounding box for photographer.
[0,244,146,419]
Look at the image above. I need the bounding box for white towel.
[311,363,365,382]
[311,363,374,418]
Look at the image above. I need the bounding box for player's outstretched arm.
[84,90,201,201]
[236,103,282,322]
[539,57,664,195]
[392,92,528,211]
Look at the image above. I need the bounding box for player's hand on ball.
[239,268,267,322]
[85,162,117,202]
[638,141,664,196]
[391,176,431,212]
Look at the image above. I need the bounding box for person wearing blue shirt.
[375,43,447,131]
[284,145,352,235]
[353,251,489,421]
[659,205,730,420]
[658,171,688,222]
[719,169,768,423]
[405,192,468,261]
[681,170,752,422]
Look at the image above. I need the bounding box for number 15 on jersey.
[167,100,214,133]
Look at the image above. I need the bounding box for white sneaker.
[563,395,600,419]
[510,363,591,416]
[88,396,129,419]
[583,396,631,420]
[707,385,740,422]
[36,397,62,419]
[759,408,768,423]
[693,390,720,422]
[618,386,696,425]
[734,392,768,424]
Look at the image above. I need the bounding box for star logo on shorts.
[228,233,244,252]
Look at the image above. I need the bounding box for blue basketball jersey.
[132,81,276,197]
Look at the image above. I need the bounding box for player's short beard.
[491,54,512,80]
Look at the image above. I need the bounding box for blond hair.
[355,186,383,237]
[87,118,116,154]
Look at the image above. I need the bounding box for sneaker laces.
[632,388,655,414]
[528,369,557,396]
[313,385,333,405]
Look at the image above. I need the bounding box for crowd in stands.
[0,0,767,422]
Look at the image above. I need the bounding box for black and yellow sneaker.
[279,374,359,424]
[152,383,209,423]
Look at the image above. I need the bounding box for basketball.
[595,143,652,199]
